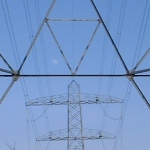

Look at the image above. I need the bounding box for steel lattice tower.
[67,80,84,150]
[26,80,122,150]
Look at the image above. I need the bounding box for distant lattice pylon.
[26,80,122,150]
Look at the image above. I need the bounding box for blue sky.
[0,0,150,150]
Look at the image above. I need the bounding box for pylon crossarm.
[26,93,122,106]
[36,128,114,141]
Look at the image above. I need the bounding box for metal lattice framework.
[0,1,150,150]
[26,80,122,150]
[0,0,150,110]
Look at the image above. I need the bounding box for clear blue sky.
[0,0,150,150]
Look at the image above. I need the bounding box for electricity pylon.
[26,80,122,150]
